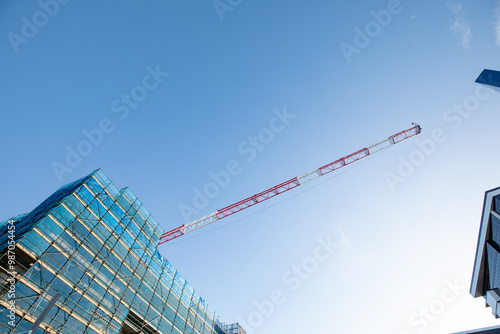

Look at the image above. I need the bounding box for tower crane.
[159,124,421,244]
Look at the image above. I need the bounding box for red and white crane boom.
[159,124,421,244]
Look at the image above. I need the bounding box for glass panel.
[86,177,104,197]
[64,315,86,333]
[44,246,68,271]
[52,205,75,227]
[492,212,500,248]
[487,242,500,290]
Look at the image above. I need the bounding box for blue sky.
[2,0,500,333]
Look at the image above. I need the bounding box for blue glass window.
[491,213,500,248]
[487,242,500,289]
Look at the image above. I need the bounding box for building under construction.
[0,170,245,334]
[0,125,421,333]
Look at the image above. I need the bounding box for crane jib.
[158,124,421,244]
[216,177,301,219]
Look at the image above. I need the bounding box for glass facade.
[0,170,243,334]
[470,188,500,321]
[486,243,500,291]
[486,212,500,291]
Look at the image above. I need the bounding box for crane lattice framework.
[160,124,422,244]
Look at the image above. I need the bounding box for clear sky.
[2,1,500,333]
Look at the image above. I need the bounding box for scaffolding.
[225,323,247,334]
